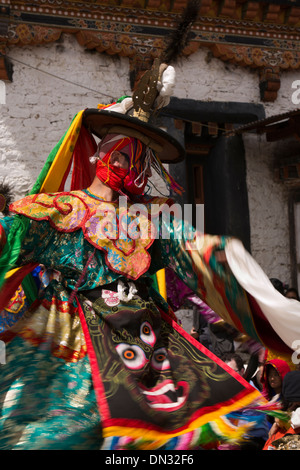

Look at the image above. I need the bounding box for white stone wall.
[1,33,170,200]
[174,49,261,104]
[174,48,298,116]
[243,133,290,283]
[0,34,298,285]
[1,34,131,200]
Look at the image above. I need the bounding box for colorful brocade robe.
[0,189,290,450]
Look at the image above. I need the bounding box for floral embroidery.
[10,191,170,280]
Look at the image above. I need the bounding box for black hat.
[82,59,185,164]
[282,371,300,402]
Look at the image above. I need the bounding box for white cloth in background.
[225,238,300,352]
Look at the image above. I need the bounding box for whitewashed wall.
[1,34,131,199]
[243,133,291,284]
[1,34,299,286]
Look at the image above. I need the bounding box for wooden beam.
[0,55,12,82]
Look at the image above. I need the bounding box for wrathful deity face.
[83,289,233,428]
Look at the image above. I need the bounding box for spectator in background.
[191,312,237,359]
[221,352,245,376]
[261,359,291,402]
[221,352,269,450]
[260,358,291,438]
[270,278,285,296]
[263,370,300,450]
[285,287,300,301]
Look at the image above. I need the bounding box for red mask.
[96,135,148,195]
[123,172,148,195]
[96,160,128,192]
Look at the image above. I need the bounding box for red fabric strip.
[159,306,256,391]
[76,298,111,420]
[71,125,98,191]
[246,293,292,355]
[0,262,38,311]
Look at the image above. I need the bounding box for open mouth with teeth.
[139,379,189,412]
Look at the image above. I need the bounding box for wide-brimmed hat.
[82,108,184,164]
[82,60,185,164]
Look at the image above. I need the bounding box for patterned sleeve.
[159,215,300,358]
[158,216,262,343]
[0,216,15,258]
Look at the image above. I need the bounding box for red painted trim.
[246,293,292,355]
[0,262,38,311]
[76,298,111,420]
[159,307,255,391]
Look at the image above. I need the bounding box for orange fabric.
[263,425,296,450]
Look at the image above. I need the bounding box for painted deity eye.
[116,343,148,370]
[151,347,170,371]
[140,321,156,347]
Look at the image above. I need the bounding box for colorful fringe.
[101,416,259,450]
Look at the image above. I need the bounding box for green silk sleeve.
[158,216,260,341]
